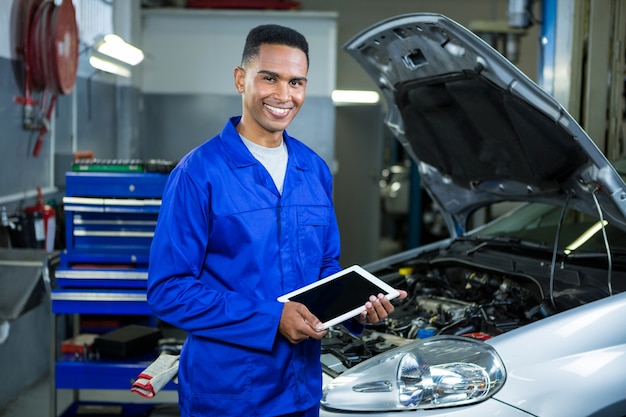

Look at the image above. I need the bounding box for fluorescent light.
[332,90,380,105]
[88,34,144,77]
[564,220,608,254]
[95,34,144,66]
[89,55,131,78]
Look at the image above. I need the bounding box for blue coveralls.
[147,116,342,416]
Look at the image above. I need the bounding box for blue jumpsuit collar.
[222,116,308,173]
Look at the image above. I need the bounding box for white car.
[320,13,626,417]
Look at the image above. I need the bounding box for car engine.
[321,253,611,377]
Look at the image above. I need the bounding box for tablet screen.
[278,265,399,328]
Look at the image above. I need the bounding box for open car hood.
[344,13,626,233]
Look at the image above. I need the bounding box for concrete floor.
[0,374,49,417]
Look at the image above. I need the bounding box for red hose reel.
[13,0,79,157]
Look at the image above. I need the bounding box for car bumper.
[320,398,534,417]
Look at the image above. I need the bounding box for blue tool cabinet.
[61,172,167,267]
[51,171,178,417]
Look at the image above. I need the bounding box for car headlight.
[321,336,506,412]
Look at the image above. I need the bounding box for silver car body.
[322,292,626,416]
[320,13,626,417]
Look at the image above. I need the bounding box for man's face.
[234,43,308,145]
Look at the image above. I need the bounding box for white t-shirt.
[240,135,289,194]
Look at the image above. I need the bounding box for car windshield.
[473,202,626,255]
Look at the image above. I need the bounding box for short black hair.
[241,24,309,68]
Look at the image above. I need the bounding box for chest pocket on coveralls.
[297,206,329,270]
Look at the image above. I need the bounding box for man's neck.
[236,121,283,148]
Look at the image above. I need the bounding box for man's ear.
[234,66,245,93]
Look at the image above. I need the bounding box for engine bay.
[321,246,617,377]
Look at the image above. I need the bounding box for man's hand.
[356,289,408,325]
[279,301,327,344]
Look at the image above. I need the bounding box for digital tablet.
[277,265,400,329]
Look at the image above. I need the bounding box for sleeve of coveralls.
[146,168,283,353]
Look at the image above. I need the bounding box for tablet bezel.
[277,265,400,329]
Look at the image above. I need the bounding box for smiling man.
[147,24,403,417]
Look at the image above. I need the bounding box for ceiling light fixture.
[95,34,144,66]
[88,34,144,77]
[332,90,380,105]
[88,55,131,78]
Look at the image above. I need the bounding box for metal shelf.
[54,266,149,289]
[55,354,176,391]
[51,289,152,315]
[58,401,178,417]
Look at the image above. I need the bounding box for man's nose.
[273,81,290,101]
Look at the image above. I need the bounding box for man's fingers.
[303,318,325,333]
[364,291,404,324]
[298,305,325,332]
[279,301,327,344]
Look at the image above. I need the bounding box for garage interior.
[0,0,624,416]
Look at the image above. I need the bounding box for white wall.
[0,3,12,59]
[140,9,337,96]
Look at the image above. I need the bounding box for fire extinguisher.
[21,187,56,251]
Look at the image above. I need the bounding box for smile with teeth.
[265,104,290,115]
